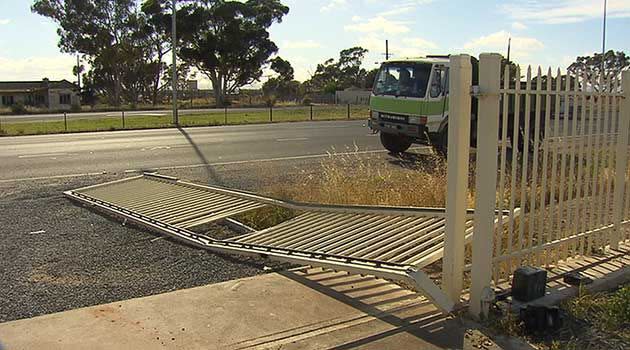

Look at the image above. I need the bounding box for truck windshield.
[372,62,432,98]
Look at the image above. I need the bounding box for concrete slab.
[0,269,471,350]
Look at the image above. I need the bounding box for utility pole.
[379,40,392,63]
[601,0,607,77]
[506,37,511,62]
[76,55,81,90]
[172,0,178,125]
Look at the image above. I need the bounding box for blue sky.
[0,0,629,88]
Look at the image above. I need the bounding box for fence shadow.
[176,126,223,185]
[275,269,464,350]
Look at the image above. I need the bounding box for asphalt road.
[0,120,387,182]
[2,106,308,123]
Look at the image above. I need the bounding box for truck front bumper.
[368,118,430,143]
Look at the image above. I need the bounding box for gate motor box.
[512,266,547,302]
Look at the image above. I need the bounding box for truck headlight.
[408,116,427,125]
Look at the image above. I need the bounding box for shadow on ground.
[177,126,223,185]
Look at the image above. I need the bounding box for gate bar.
[470,53,502,318]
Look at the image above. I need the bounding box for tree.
[141,0,175,105]
[364,68,379,89]
[32,0,165,105]
[568,50,629,91]
[305,47,370,93]
[337,47,368,88]
[161,62,197,97]
[269,57,294,81]
[145,0,289,107]
[305,58,339,93]
[262,56,300,102]
[79,71,99,108]
[72,62,85,87]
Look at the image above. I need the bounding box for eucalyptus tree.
[32,0,166,105]
[143,0,289,106]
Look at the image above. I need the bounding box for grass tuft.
[564,285,630,336]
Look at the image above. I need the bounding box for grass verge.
[0,105,368,136]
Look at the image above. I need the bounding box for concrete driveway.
[0,269,491,350]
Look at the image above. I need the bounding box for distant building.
[0,79,80,110]
[335,87,371,105]
[186,80,198,91]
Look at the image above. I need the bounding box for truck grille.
[379,113,408,124]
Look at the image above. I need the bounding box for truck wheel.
[380,132,412,153]
[433,127,448,158]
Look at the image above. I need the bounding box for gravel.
[0,158,325,323]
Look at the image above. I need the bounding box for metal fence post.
[611,70,630,249]
[270,106,273,122]
[122,111,125,128]
[63,112,68,132]
[442,54,473,303]
[347,103,350,119]
[310,105,313,120]
[470,53,502,318]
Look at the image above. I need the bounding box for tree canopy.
[262,56,301,103]
[32,1,389,107]
[144,0,289,106]
[568,50,629,91]
[305,47,370,93]
[32,0,168,106]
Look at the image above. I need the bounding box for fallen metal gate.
[65,173,516,313]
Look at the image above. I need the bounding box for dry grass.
[221,149,468,254]
[268,149,474,209]
[232,206,298,231]
[230,150,463,234]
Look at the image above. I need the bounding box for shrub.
[10,102,27,115]
[265,96,276,107]
[301,97,312,106]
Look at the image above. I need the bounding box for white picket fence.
[442,53,630,317]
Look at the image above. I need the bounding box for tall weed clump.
[270,150,471,208]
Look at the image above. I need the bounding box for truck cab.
[368,56,482,155]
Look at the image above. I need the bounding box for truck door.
[426,64,447,133]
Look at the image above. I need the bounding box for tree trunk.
[152,51,164,106]
[210,72,224,107]
[114,69,121,106]
[213,86,224,107]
